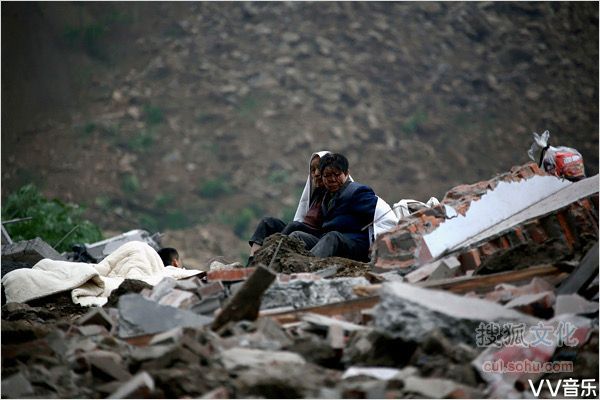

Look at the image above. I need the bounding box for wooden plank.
[418,264,563,294]
[212,264,276,331]
[259,295,381,324]
[557,242,599,295]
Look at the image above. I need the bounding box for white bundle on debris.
[2,241,202,307]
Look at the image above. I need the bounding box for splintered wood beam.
[259,295,381,324]
[211,264,277,331]
[417,264,564,294]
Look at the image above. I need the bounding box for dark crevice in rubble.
[105,279,153,308]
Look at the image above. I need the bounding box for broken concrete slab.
[261,276,370,310]
[212,264,276,331]
[374,281,538,345]
[555,293,599,316]
[1,237,66,264]
[117,293,213,338]
[220,347,305,370]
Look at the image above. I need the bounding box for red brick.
[206,268,256,282]
[524,221,548,244]
[459,249,481,271]
[556,212,575,250]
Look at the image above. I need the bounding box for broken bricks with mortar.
[1,164,599,398]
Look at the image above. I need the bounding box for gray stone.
[117,293,213,338]
[190,296,221,315]
[1,371,35,397]
[149,277,177,301]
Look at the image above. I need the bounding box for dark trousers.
[289,230,370,262]
[249,218,322,246]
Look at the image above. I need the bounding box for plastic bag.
[527,130,585,181]
[392,197,440,219]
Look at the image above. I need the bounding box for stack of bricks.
[371,162,597,272]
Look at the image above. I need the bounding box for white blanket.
[1,241,202,307]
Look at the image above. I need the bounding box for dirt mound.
[253,233,371,278]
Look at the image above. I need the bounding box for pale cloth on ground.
[1,241,202,307]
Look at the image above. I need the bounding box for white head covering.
[293,150,331,222]
[292,151,397,247]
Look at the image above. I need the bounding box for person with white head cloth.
[247,151,331,265]
[247,151,399,264]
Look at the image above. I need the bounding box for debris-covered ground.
[1,165,599,399]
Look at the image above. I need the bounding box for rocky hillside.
[2,2,598,265]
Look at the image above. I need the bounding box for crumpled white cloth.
[2,241,202,307]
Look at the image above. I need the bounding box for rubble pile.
[1,167,599,398]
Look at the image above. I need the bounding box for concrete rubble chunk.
[175,276,202,291]
[261,276,370,310]
[157,288,199,309]
[403,375,465,398]
[1,371,35,398]
[428,256,462,281]
[76,308,115,330]
[77,324,109,336]
[1,237,66,275]
[197,280,226,299]
[301,313,367,332]
[130,344,175,363]
[220,347,305,370]
[107,371,155,399]
[555,293,599,316]
[148,277,177,301]
[86,351,132,381]
[148,326,185,345]
[191,296,222,315]
[375,281,538,344]
[342,366,418,381]
[118,293,213,338]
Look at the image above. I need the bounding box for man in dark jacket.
[289,153,378,262]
